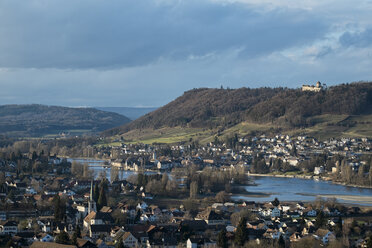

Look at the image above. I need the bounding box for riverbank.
[248,173,372,190]
[63,156,109,162]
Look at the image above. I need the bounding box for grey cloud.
[339,28,372,48]
[315,46,333,58]
[0,0,328,69]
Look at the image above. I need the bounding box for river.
[68,158,372,206]
[67,158,160,181]
[233,176,372,206]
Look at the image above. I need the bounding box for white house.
[136,202,148,211]
[314,166,325,175]
[306,209,317,217]
[157,161,171,170]
[315,230,336,245]
[187,239,197,248]
[271,208,281,218]
[122,232,138,248]
[83,211,104,230]
[37,221,52,233]
[187,238,216,248]
[0,221,18,235]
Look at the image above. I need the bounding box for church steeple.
[90,180,93,201]
[88,180,97,213]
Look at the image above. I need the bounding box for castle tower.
[88,180,97,213]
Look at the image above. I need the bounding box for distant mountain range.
[0,104,131,137]
[104,82,372,142]
[95,107,157,120]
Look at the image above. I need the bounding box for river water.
[67,158,160,181]
[68,158,372,206]
[234,176,372,206]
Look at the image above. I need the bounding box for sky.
[0,0,372,107]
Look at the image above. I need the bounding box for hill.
[0,104,131,137]
[104,82,372,142]
[94,107,157,120]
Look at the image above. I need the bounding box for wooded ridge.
[105,82,372,136]
[0,104,131,137]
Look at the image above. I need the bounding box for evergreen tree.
[97,186,107,210]
[278,235,285,248]
[53,195,66,221]
[217,229,228,248]
[135,209,141,223]
[10,152,16,161]
[55,231,71,244]
[335,217,343,237]
[315,211,325,228]
[100,178,109,191]
[272,197,280,207]
[93,183,100,203]
[32,151,38,161]
[234,217,248,246]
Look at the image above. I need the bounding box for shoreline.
[63,156,108,161]
[248,173,372,190]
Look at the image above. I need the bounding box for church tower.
[88,180,97,213]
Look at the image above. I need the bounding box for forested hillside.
[105,82,372,136]
[95,107,157,120]
[0,104,131,137]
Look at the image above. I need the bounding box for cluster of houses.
[1,192,370,247]
[110,152,179,172]
[0,169,371,248]
[103,135,371,179]
[1,134,372,247]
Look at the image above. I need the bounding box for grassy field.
[123,127,209,144]
[105,114,372,145]
[290,114,372,140]
[118,121,277,145]
[42,129,92,138]
[99,126,215,145]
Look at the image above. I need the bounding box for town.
[0,134,372,247]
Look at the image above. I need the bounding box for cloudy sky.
[1,0,372,107]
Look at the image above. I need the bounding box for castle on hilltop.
[302,81,326,92]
